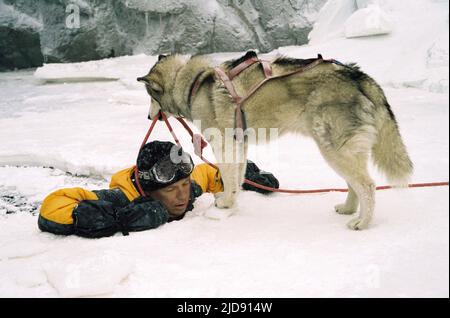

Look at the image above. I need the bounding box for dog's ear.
[158,54,167,61]
[245,51,257,59]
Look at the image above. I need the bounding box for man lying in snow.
[38,141,279,238]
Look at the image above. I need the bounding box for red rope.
[138,111,449,194]
[160,112,181,147]
[139,114,159,149]
[134,114,161,197]
[244,179,449,194]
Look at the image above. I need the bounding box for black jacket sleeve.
[242,160,280,194]
[72,197,169,238]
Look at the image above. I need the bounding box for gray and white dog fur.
[138,52,413,230]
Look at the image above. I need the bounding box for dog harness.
[190,53,342,141]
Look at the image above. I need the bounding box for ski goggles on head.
[138,150,194,184]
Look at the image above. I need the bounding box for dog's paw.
[214,192,235,209]
[334,203,357,215]
[347,217,370,230]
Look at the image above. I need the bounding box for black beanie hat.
[136,141,193,192]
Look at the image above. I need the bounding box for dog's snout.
[137,77,148,83]
[147,110,163,121]
[149,114,164,122]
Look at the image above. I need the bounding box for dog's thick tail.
[372,112,413,186]
[343,64,413,186]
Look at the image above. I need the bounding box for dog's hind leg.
[346,177,375,230]
[335,183,359,215]
[318,147,375,230]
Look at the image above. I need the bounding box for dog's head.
[137,54,188,120]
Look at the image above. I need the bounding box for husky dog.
[137,52,413,230]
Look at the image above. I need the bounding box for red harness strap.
[133,112,184,197]
[223,57,324,107]
[174,117,207,156]
[228,56,260,80]
[134,114,160,197]
[260,60,273,78]
[214,67,243,105]
[213,56,326,141]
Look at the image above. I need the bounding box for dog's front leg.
[214,138,247,209]
[214,163,240,208]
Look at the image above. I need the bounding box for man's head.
[147,177,191,218]
[137,141,194,217]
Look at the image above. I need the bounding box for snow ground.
[0,0,448,298]
[0,186,448,297]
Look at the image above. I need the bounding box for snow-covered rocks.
[308,0,356,44]
[309,0,393,43]
[0,0,42,31]
[0,0,327,71]
[0,0,44,70]
[344,5,393,38]
[304,0,449,93]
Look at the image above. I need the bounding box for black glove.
[242,160,280,194]
[73,197,169,238]
[117,197,169,233]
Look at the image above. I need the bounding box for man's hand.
[242,160,280,194]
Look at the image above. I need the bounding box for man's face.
[149,177,191,217]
